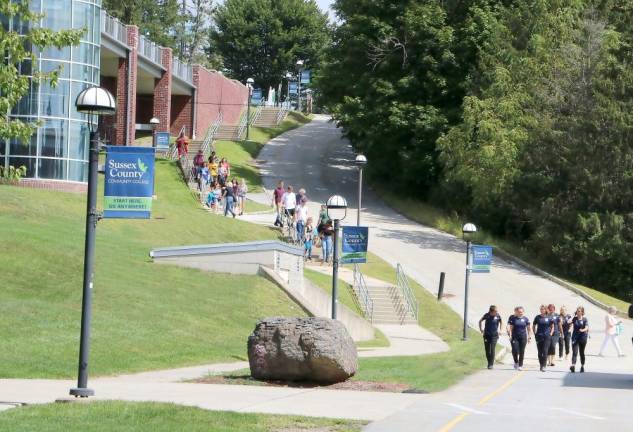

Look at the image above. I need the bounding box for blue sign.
[471,245,493,273]
[288,82,298,94]
[341,226,369,264]
[300,70,311,84]
[251,88,262,105]
[104,146,156,219]
[154,131,170,149]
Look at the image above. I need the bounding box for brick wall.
[193,65,248,137]
[153,47,172,135]
[99,76,117,144]
[170,94,193,137]
[124,25,139,145]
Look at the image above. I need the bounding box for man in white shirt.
[295,198,309,242]
[281,185,297,218]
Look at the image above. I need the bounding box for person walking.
[570,306,589,373]
[272,181,285,227]
[320,219,334,264]
[533,304,554,372]
[479,305,503,369]
[175,131,189,159]
[507,306,532,370]
[559,306,572,361]
[237,178,248,216]
[222,181,236,218]
[547,304,563,367]
[598,306,625,357]
[281,185,297,220]
[295,198,309,245]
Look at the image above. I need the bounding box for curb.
[493,247,629,318]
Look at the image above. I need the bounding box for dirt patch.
[192,374,411,393]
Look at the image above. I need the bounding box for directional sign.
[289,82,298,94]
[251,88,263,105]
[471,245,493,273]
[154,131,170,149]
[300,70,311,84]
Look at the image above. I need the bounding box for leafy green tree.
[103,0,182,52]
[0,1,82,145]
[210,0,330,91]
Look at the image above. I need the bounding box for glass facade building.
[1,0,101,183]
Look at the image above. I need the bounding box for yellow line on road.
[437,412,468,432]
[477,370,525,406]
[437,371,526,432]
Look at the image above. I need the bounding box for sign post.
[471,245,493,273]
[340,226,369,264]
[154,132,170,150]
[104,146,156,219]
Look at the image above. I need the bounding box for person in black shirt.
[533,304,555,372]
[570,306,589,373]
[479,305,503,369]
[559,306,572,360]
[507,306,532,370]
[547,304,563,367]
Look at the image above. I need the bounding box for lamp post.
[246,77,254,141]
[149,117,159,147]
[354,154,367,226]
[285,72,293,109]
[326,195,348,319]
[70,86,116,398]
[296,60,304,112]
[462,222,477,341]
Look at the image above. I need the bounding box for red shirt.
[273,187,284,204]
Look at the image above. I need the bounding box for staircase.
[253,107,287,127]
[214,125,241,141]
[365,284,418,324]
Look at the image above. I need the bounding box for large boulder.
[247,317,358,384]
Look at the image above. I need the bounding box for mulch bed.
[192,374,415,393]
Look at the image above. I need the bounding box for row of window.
[1,156,87,183]
[13,79,102,119]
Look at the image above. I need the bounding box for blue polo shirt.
[549,313,561,336]
[561,314,572,335]
[508,315,530,338]
[533,314,553,337]
[481,313,502,337]
[572,317,589,343]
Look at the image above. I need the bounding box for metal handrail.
[249,104,263,125]
[138,35,164,66]
[101,10,128,45]
[201,112,223,155]
[172,57,193,83]
[275,107,288,125]
[236,110,248,140]
[396,264,419,321]
[353,264,374,322]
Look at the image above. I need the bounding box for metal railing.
[201,113,222,155]
[353,264,374,322]
[138,35,164,67]
[172,57,193,83]
[101,10,128,45]
[249,104,263,125]
[396,264,419,321]
[275,107,288,125]
[236,110,248,140]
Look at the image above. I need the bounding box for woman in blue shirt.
[507,306,532,371]
[533,304,555,372]
[558,306,572,361]
[479,305,503,369]
[570,306,589,373]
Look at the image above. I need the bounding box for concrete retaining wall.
[259,266,375,342]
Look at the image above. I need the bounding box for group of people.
[271,180,336,263]
[191,149,247,217]
[479,304,626,372]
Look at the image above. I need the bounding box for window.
[39,80,70,118]
[9,127,38,157]
[38,158,67,181]
[40,119,68,158]
[42,0,72,32]
[68,160,88,182]
[68,121,90,161]
[8,157,37,179]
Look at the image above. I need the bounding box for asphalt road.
[258,115,633,431]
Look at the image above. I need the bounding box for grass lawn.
[348,253,484,392]
[0,160,311,379]
[0,401,365,432]
[377,192,633,309]
[214,111,313,192]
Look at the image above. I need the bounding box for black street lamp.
[246,77,254,141]
[462,222,477,341]
[326,195,348,319]
[70,86,116,398]
[354,154,367,226]
[296,60,304,112]
[149,117,159,147]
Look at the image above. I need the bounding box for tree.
[180,0,216,65]
[103,0,182,52]
[210,0,330,91]
[0,1,82,145]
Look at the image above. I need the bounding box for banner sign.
[104,146,155,219]
[471,245,493,273]
[289,82,298,94]
[341,226,369,264]
[251,88,262,105]
[154,131,170,149]
[300,70,311,84]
